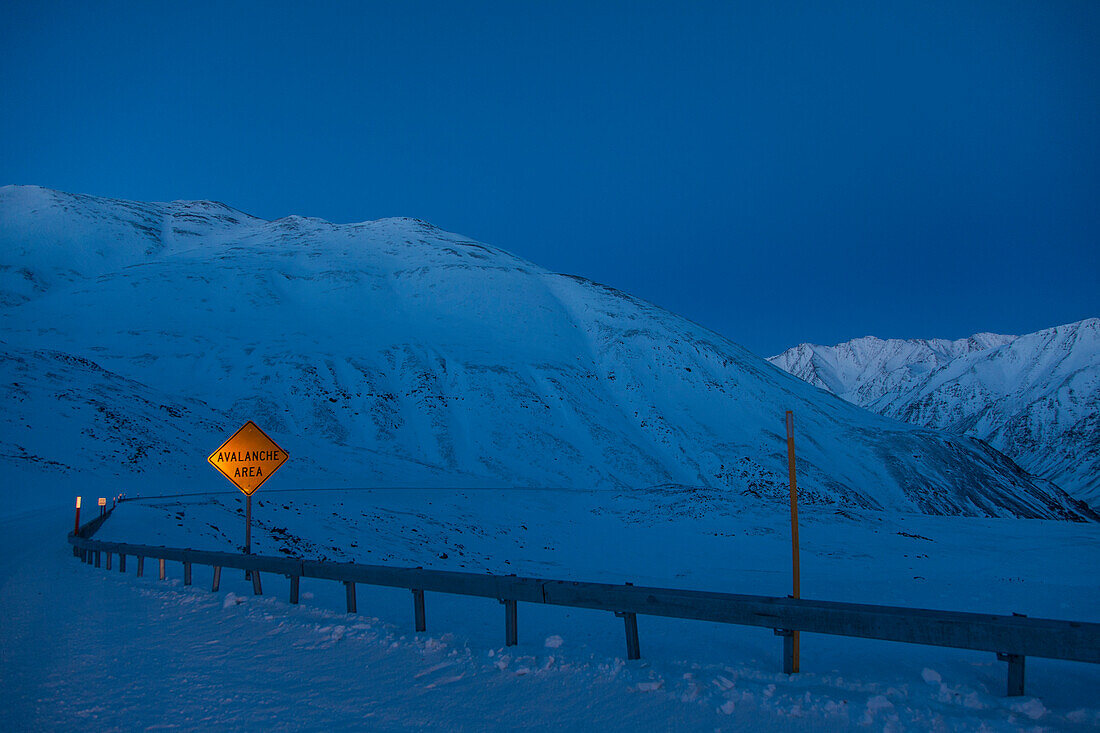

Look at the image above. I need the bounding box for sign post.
[207,421,289,568]
[785,410,801,673]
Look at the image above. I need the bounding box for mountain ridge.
[1,185,1093,520]
[770,319,1100,505]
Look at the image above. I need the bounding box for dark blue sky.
[2,2,1097,355]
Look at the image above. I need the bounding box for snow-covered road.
[4,495,1099,731]
[0,506,815,731]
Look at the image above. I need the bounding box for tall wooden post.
[785,410,801,673]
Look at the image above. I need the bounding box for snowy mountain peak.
[770,332,1018,403]
[770,319,1100,505]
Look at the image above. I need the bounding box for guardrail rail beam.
[67,520,1100,699]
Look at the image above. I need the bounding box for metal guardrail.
[68,514,1100,697]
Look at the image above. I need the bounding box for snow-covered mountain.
[1,185,1092,519]
[770,321,1100,506]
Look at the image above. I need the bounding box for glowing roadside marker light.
[75,496,81,509]
[98,498,107,507]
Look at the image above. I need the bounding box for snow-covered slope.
[0,185,1092,519]
[770,321,1100,505]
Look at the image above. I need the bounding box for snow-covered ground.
[4,488,1094,731]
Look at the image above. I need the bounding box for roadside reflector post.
[183,562,192,586]
[289,575,300,604]
[211,566,221,592]
[98,497,107,517]
[785,410,801,674]
[616,611,641,660]
[413,589,426,632]
[158,558,166,581]
[251,569,263,595]
[73,496,82,538]
[501,599,518,646]
[345,581,357,613]
[136,556,144,577]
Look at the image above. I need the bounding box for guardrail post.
[775,629,797,674]
[212,566,221,592]
[289,575,300,604]
[501,599,518,646]
[94,550,101,568]
[615,612,641,660]
[158,558,166,581]
[183,562,192,586]
[119,554,126,573]
[998,653,1026,696]
[413,589,426,632]
[251,570,263,595]
[345,581,357,613]
[136,556,144,577]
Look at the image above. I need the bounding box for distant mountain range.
[770,320,1100,506]
[0,185,1093,520]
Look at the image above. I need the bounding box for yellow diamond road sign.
[208,420,289,496]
